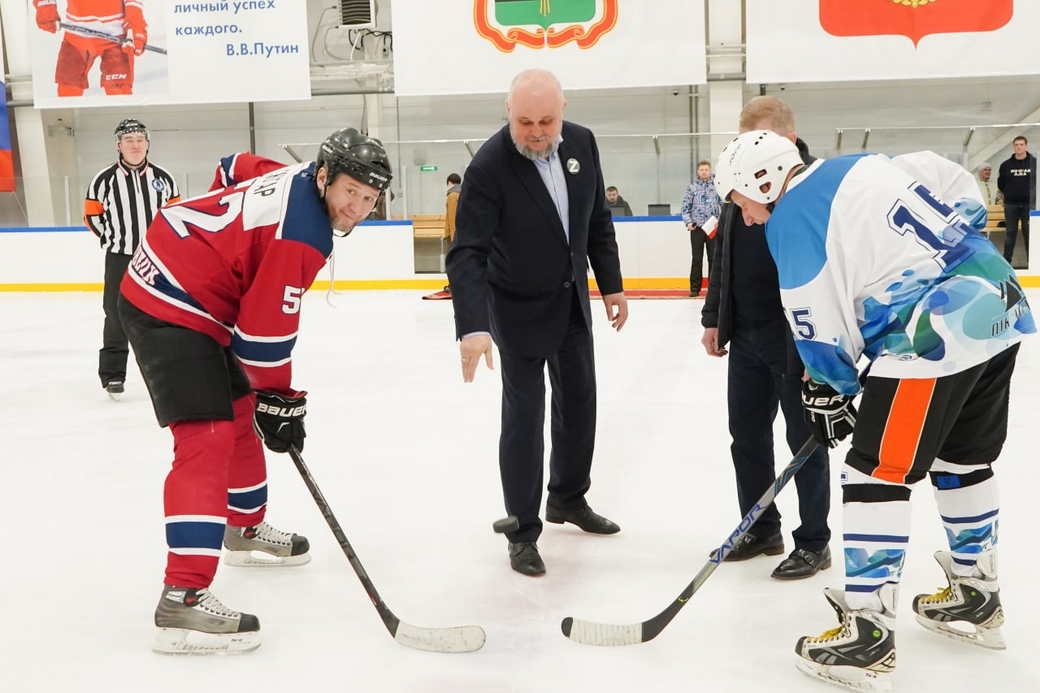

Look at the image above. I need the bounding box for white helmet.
[714,130,803,204]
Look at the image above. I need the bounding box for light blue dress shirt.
[532,148,570,244]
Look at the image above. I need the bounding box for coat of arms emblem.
[474,0,619,52]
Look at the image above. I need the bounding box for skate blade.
[223,549,311,568]
[153,627,260,655]
[795,657,893,692]
[914,614,1007,650]
[107,392,123,401]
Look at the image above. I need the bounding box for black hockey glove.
[253,390,307,453]
[800,380,857,449]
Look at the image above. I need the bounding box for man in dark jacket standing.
[447,69,627,577]
[996,135,1035,266]
[700,97,831,580]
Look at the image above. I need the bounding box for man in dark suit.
[447,69,628,576]
[701,97,831,580]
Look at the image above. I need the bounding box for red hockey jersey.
[211,152,287,191]
[120,162,331,394]
[35,0,145,38]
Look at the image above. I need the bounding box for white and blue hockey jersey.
[766,152,1035,395]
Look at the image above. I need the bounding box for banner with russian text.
[0,16,14,191]
[30,1,310,108]
[747,0,1040,83]
[391,0,706,96]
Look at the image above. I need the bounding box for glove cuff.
[124,4,146,30]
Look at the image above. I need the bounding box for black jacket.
[608,197,633,217]
[446,122,623,357]
[701,138,815,371]
[996,152,1036,207]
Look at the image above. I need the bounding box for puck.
[492,515,519,534]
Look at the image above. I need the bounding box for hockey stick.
[288,446,486,653]
[561,436,821,646]
[58,22,168,55]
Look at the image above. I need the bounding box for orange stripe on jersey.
[84,198,104,215]
[875,378,936,484]
[164,196,182,207]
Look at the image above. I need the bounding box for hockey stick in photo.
[288,446,486,653]
[58,22,168,55]
[561,436,821,646]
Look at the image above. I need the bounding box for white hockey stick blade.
[562,619,642,646]
[394,623,487,653]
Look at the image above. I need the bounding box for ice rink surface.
[3,290,1038,693]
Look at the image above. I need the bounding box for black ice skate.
[912,549,1005,650]
[795,583,897,692]
[105,380,124,400]
[223,521,311,567]
[153,585,260,654]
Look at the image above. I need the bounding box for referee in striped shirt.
[84,119,180,398]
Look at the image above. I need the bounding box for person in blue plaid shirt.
[681,161,721,297]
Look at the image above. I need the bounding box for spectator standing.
[681,161,721,297]
[996,135,1035,265]
[423,173,462,300]
[976,164,1000,207]
[605,185,633,217]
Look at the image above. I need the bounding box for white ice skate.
[912,550,1006,650]
[153,585,260,655]
[223,521,311,567]
[795,583,897,692]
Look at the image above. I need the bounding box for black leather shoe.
[545,504,620,534]
[509,542,546,576]
[710,531,784,562]
[771,546,831,580]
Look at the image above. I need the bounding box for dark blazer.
[446,121,623,357]
[701,138,814,371]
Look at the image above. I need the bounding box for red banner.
[820,0,1013,46]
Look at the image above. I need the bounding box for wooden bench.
[984,205,1004,237]
[411,214,447,240]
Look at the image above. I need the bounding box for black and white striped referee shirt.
[83,159,181,255]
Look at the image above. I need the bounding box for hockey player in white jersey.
[714,131,1035,692]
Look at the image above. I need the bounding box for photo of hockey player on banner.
[28,1,310,108]
[30,0,169,104]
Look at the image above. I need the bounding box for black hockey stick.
[288,446,486,652]
[561,436,821,646]
[58,22,168,55]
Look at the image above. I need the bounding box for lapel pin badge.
[567,158,580,175]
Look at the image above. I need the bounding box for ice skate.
[223,521,311,567]
[153,585,260,654]
[794,583,897,692]
[105,380,124,400]
[912,550,1006,650]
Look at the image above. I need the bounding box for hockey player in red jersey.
[34,0,148,96]
[117,129,392,653]
[210,151,287,191]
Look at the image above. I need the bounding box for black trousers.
[1002,203,1030,264]
[847,344,1019,485]
[727,322,830,551]
[498,290,596,543]
[690,228,715,295]
[99,252,132,386]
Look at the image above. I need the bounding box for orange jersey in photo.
[35,0,145,39]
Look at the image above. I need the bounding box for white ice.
[2,291,1038,692]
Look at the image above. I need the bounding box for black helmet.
[114,118,149,140]
[316,128,392,192]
